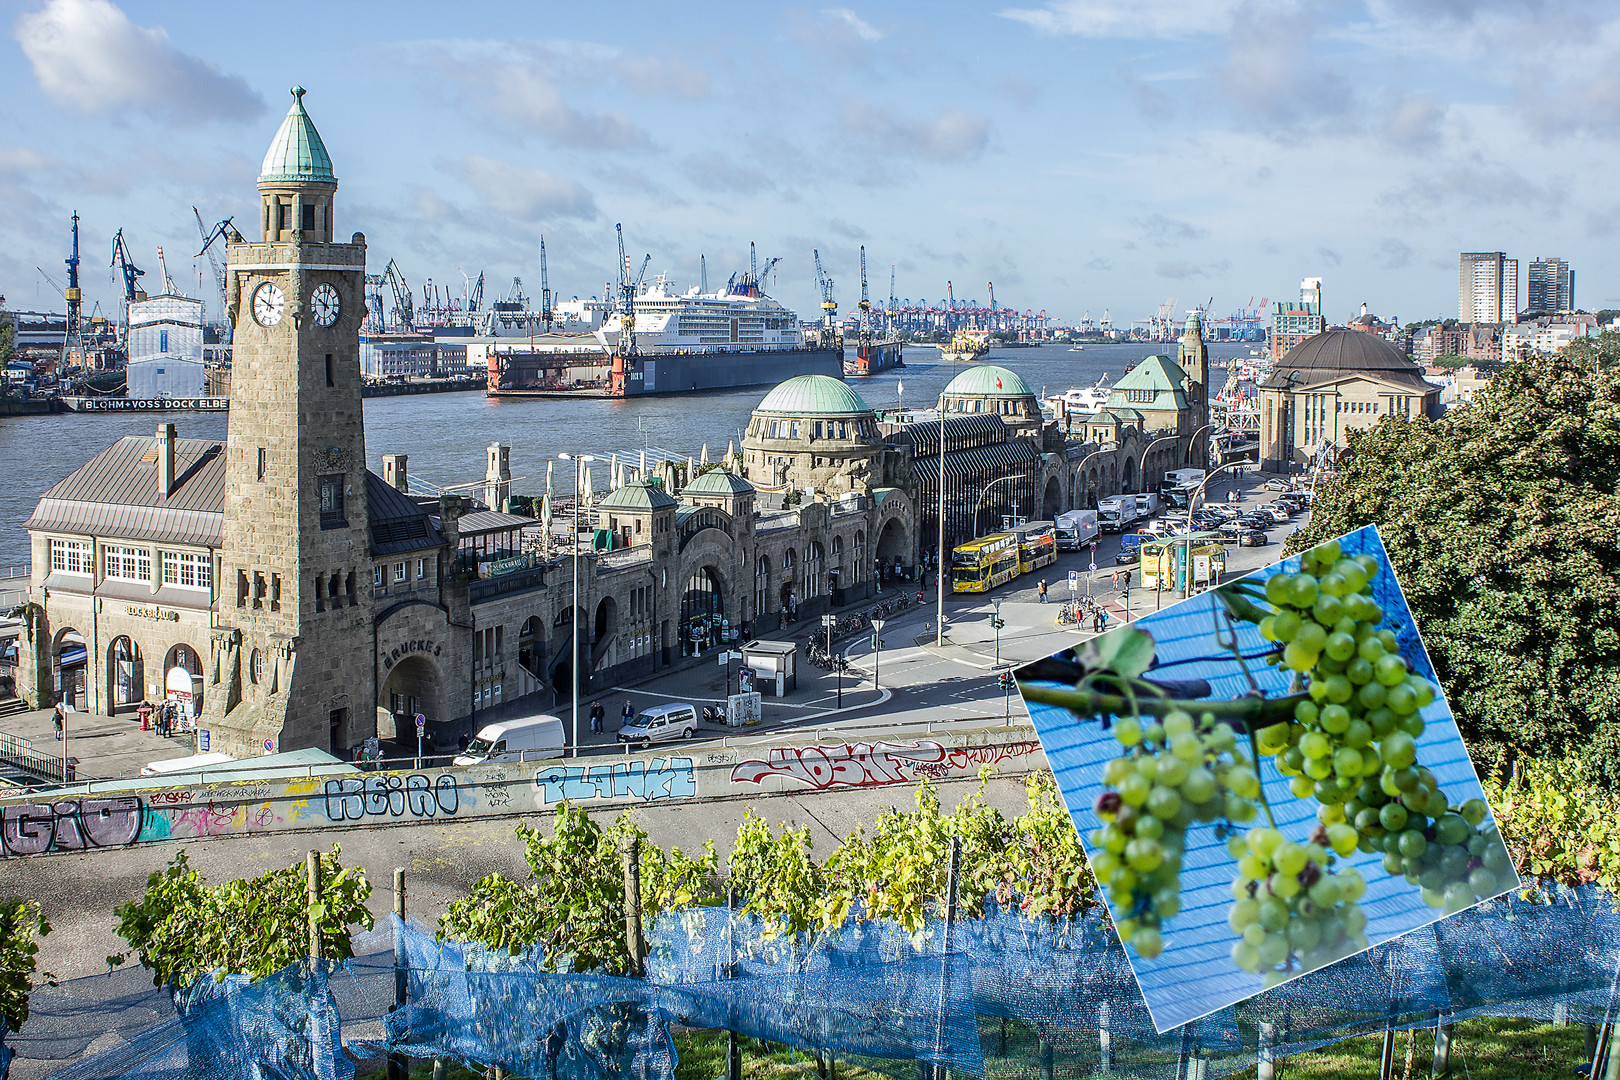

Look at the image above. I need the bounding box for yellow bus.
[1140,534,1228,591]
[1013,520,1058,575]
[951,532,1021,593]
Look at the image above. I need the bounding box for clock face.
[252,282,286,327]
[311,283,341,327]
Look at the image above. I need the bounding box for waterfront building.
[1527,257,1574,314]
[1258,329,1443,473]
[11,89,1210,756]
[125,293,205,399]
[1459,252,1518,324]
[1270,278,1326,364]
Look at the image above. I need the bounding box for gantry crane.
[192,208,234,335]
[615,223,649,355]
[382,259,413,331]
[812,249,837,343]
[888,264,897,337]
[110,229,146,312]
[539,236,553,331]
[857,246,872,347]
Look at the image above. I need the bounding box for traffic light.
[997,671,1015,690]
[989,616,1005,630]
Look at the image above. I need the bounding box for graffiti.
[535,757,696,805]
[731,740,1042,791]
[323,774,461,822]
[1,797,143,857]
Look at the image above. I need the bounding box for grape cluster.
[1250,538,1516,912]
[1226,825,1367,986]
[1091,709,1259,960]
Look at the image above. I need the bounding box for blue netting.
[15,885,1620,1080]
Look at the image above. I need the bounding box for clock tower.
[1178,312,1210,469]
[204,86,376,755]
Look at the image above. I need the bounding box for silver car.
[618,702,699,745]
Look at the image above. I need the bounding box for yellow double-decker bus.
[951,532,1021,593]
[1140,533,1228,591]
[1013,520,1058,575]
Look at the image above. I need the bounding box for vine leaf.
[1081,627,1156,679]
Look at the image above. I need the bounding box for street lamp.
[870,616,886,691]
[989,597,1004,667]
[936,404,946,648]
[1137,434,1182,496]
[1178,461,1247,598]
[970,474,1020,538]
[823,613,840,708]
[558,452,596,757]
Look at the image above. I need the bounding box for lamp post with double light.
[558,452,596,757]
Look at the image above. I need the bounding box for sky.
[3,0,1619,330]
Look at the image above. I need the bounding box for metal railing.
[0,730,66,784]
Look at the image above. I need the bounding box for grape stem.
[1018,683,1307,727]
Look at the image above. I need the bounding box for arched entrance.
[548,606,587,699]
[108,636,143,714]
[518,617,545,680]
[52,628,86,711]
[1042,477,1063,520]
[779,549,797,619]
[1122,456,1136,492]
[163,643,203,720]
[754,556,771,620]
[829,536,844,603]
[876,517,910,580]
[382,655,439,742]
[594,597,618,669]
[681,567,724,654]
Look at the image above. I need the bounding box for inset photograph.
[1016,524,1518,1032]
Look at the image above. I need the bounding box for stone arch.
[1122,456,1136,492]
[806,541,825,601]
[1042,476,1063,520]
[780,548,796,610]
[52,626,86,711]
[876,516,910,572]
[593,596,619,669]
[548,605,589,699]
[854,531,865,582]
[381,654,440,742]
[755,554,772,619]
[163,643,204,718]
[680,565,726,653]
[107,635,143,714]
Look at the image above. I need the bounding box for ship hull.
[488,346,846,398]
[844,339,904,377]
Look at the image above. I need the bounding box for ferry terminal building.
[12,89,1213,756]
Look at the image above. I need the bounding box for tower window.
[318,474,346,529]
[326,354,334,387]
[302,203,316,231]
[257,447,267,481]
[278,203,290,231]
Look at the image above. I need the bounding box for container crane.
[364,275,386,332]
[382,259,413,331]
[946,281,956,331]
[857,246,872,346]
[987,281,997,335]
[539,236,553,332]
[887,264,897,337]
[467,271,485,313]
[192,208,233,335]
[615,223,649,356]
[109,229,146,313]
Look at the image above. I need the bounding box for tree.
[112,848,374,989]
[1284,350,1620,779]
[1564,328,1620,375]
[0,899,50,1035]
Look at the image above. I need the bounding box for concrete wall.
[0,723,1042,859]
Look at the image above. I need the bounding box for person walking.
[52,704,64,740]
[590,701,605,734]
[1038,579,1048,604]
[1092,609,1103,634]
[621,700,635,728]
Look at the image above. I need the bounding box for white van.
[454,715,566,765]
[617,702,699,746]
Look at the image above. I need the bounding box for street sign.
[1068,571,1079,592]
[415,713,426,730]
[198,729,210,752]
[822,614,835,627]
[262,737,276,753]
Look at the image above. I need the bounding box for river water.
[0,340,1258,573]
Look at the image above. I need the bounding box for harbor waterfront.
[0,341,1254,574]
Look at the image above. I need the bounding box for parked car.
[1262,507,1293,524]
[1237,514,1272,529]
[1114,550,1139,565]
[1263,478,1295,492]
[454,715,566,765]
[618,702,699,745]
[1262,502,1296,518]
[1237,529,1269,546]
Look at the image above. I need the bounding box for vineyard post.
[389,868,408,1080]
[1039,1037,1053,1080]
[1175,1024,1192,1079]
[306,851,322,962]
[1256,1021,1276,1080]
[1429,1012,1452,1077]
[620,835,644,978]
[1378,1017,1396,1080]
[726,884,740,1080]
[930,836,963,1080]
[1098,1000,1112,1073]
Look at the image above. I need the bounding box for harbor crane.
[615,223,650,356]
[539,236,553,331]
[857,246,872,347]
[381,259,413,331]
[888,264,897,337]
[109,229,146,308]
[812,249,837,343]
[946,280,956,331]
[364,275,386,332]
[466,271,485,313]
[192,208,234,335]
[987,281,997,335]
[700,255,708,294]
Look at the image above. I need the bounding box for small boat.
[1068,345,1084,352]
[1040,377,1111,416]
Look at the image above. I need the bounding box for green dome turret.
[754,375,872,416]
[942,364,1034,398]
[259,86,335,184]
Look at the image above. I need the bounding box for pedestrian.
[622,700,635,728]
[52,704,64,740]
[1123,569,1133,590]
[1038,579,1048,603]
[458,732,471,753]
[1093,609,1103,633]
[1100,608,1111,631]
[590,700,604,734]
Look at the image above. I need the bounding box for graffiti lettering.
[730,741,1041,791]
[0,797,144,857]
[324,774,459,822]
[534,757,696,805]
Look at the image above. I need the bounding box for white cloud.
[823,8,884,42]
[486,66,647,148]
[1137,213,1207,246]
[1000,0,1237,38]
[843,99,992,162]
[460,155,598,221]
[1217,2,1352,128]
[615,54,710,99]
[13,0,262,121]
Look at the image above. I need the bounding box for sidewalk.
[1,704,199,782]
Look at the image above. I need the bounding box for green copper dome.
[598,480,677,511]
[259,86,335,184]
[684,468,755,496]
[942,364,1033,398]
[754,375,872,416]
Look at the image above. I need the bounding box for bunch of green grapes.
[1249,538,1516,911]
[1226,825,1369,986]
[1091,708,1261,959]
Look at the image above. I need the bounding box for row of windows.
[52,538,213,590]
[754,418,878,441]
[373,559,430,588]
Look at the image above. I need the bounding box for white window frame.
[416,558,427,580]
[161,550,212,589]
[393,562,407,583]
[373,565,384,588]
[103,544,151,582]
[50,538,92,574]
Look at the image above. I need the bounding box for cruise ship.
[487,276,844,398]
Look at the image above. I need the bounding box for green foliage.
[112,848,373,989]
[1563,328,1620,375]
[1283,350,1620,781]
[1485,755,1620,894]
[0,898,51,1034]
[1003,773,1094,918]
[0,309,13,365]
[439,803,719,973]
[727,811,837,938]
